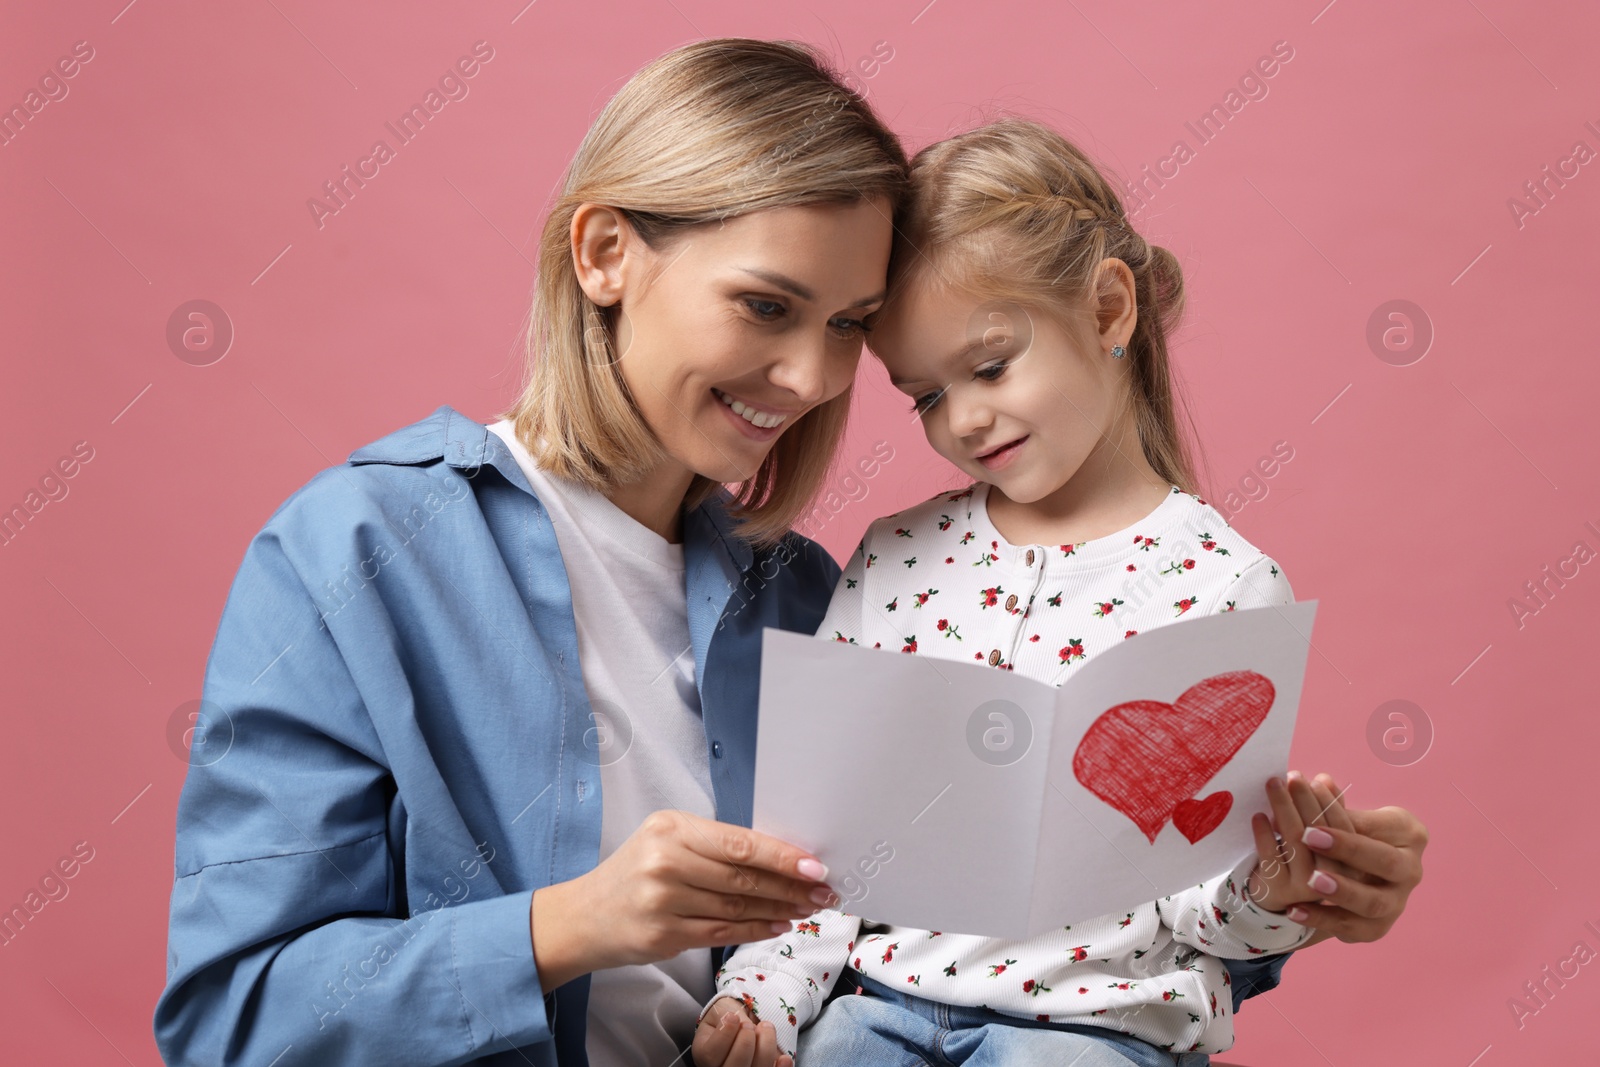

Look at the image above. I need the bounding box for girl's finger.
[1247,812,1286,900]
[723,1018,758,1067]
[1265,777,1306,877]
[695,1008,743,1065]
[1311,773,1357,832]
[1285,772,1328,831]
[1265,776,1306,844]
[752,1019,781,1066]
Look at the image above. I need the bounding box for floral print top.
[703,483,1314,1059]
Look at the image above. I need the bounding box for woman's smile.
[713,386,794,439]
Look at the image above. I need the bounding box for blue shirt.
[154,404,1288,1065]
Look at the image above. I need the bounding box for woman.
[153,38,1424,1067]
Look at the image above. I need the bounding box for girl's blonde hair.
[499,38,910,548]
[885,118,1203,495]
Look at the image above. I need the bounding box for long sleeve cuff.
[701,966,814,1060]
[1200,853,1316,956]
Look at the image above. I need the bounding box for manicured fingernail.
[1302,826,1334,849]
[1286,769,1303,782]
[770,921,792,933]
[1308,870,1338,894]
[809,886,836,906]
[1287,906,1309,922]
[797,857,828,880]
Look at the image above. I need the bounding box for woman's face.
[868,271,1132,505]
[579,198,894,484]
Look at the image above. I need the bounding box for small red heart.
[1172,792,1233,843]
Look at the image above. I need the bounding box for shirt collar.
[347,404,755,573]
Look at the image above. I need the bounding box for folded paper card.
[753,600,1318,939]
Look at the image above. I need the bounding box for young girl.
[691,118,1350,1067]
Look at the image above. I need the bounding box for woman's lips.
[713,389,786,441]
[977,436,1028,471]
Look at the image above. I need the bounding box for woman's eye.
[831,316,872,338]
[744,298,785,320]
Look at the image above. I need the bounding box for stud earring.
[1110,345,1126,358]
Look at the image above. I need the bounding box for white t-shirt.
[486,419,717,1066]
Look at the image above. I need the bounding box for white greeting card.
[752,600,1318,938]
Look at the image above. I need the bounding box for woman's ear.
[1093,256,1138,351]
[570,202,629,308]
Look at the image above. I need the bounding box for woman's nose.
[770,337,857,408]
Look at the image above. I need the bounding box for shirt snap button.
[1005,594,1018,611]
[711,740,724,759]
[988,649,1001,666]
[1025,549,1036,565]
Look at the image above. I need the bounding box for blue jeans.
[798,971,1210,1067]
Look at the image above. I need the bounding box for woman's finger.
[1282,900,1377,942]
[670,883,819,926]
[683,812,830,882]
[1297,823,1421,888]
[1345,805,1431,853]
[673,841,838,915]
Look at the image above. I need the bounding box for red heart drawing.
[1172,792,1233,844]
[1072,670,1275,844]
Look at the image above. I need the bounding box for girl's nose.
[945,387,993,440]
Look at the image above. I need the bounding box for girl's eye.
[975,361,1009,382]
[909,388,945,415]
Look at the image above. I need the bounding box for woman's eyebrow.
[737,267,885,309]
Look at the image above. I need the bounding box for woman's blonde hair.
[884,118,1204,495]
[499,38,910,548]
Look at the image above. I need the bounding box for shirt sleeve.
[1215,553,1294,612]
[1155,851,1316,959]
[815,534,869,645]
[701,908,862,1059]
[153,520,551,1066]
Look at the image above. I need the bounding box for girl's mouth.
[977,436,1028,471]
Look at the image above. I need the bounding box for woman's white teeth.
[715,388,788,429]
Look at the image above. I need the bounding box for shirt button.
[1025,549,1036,566]
[711,740,724,759]
[988,649,1001,666]
[1005,594,1018,611]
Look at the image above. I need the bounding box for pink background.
[3,1,1596,1063]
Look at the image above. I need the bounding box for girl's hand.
[528,810,835,989]
[1244,773,1329,914]
[1284,772,1427,944]
[692,997,794,1067]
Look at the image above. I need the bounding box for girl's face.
[869,271,1134,505]
[577,198,894,484]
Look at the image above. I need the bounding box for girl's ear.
[1092,256,1138,351]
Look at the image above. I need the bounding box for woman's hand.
[692,996,793,1067]
[1286,772,1427,944]
[529,809,837,989]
